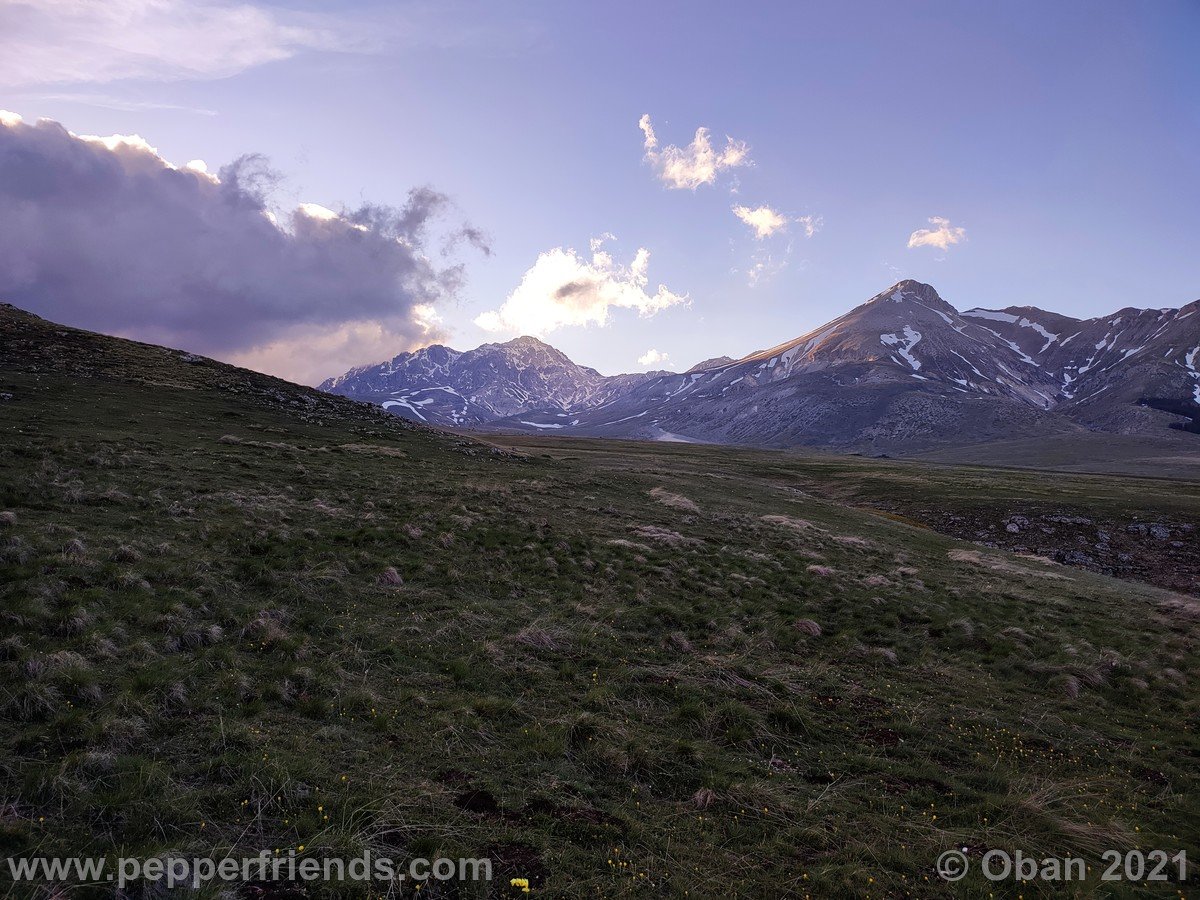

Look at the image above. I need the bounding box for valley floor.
[912,431,1200,480]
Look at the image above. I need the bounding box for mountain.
[322,280,1200,451]
[319,335,668,427]
[500,281,1078,450]
[959,301,1200,434]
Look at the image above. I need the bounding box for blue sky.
[1,0,1197,382]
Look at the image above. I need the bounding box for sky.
[1,0,1197,384]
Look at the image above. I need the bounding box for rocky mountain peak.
[873,279,954,311]
[476,335,577,367]
[499,335,557,351]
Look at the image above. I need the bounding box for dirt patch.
[454,788,501,816]
[948,548,1070,580]
[862,726,902,747]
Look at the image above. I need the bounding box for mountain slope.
[0,303,415,434]
[962,301,1200,433]
[734,281,1058,402]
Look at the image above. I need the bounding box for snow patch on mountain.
[880,325,922,370]
[962,309,1019,323]
[964,309,1065,353]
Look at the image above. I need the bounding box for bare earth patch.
[948,548,1070,580]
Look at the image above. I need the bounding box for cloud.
[907,216,966,251]
[796,215,822,238]
[475,237,686,336]
[0,111,485,384]
[638,349,669,367]
[0,1,545,90]
[0,0,354,88]
[638,114,750,190]
[32,93,219,115]
[732,206,822,240]
[732,205,787,239]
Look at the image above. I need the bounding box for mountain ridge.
[283,280,1200,449]
[318,334,671,427]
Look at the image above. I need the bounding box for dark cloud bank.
[0,114,487,383]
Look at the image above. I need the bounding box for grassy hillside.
[1,306,1198,897]
[499,436,1200,598]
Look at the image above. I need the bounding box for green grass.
[1,309,1198,898]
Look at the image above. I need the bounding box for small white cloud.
[475,237,687,336]
[796,214,822,238]
[589,232,616,253]
[907,216,966,251]
[638,348,669,367]
[732,205,822,240]
[639,114,750,190]
[732,204,787,239]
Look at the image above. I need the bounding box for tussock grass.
[378,566,404,586]
[648,487,700,513]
